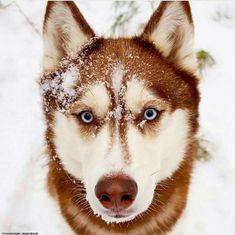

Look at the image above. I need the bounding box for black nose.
[95,174,137,211]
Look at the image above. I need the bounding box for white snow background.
[0,0,235,234]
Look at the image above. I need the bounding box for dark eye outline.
[79,111,94,124]
[143,108,158,121]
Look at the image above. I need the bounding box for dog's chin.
[98,211,138,224]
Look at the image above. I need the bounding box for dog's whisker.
[150,169,160,176]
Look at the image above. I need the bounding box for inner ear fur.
[43,1,95,71]
[141,1,197,73]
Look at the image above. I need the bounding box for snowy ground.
[0,0,235,234]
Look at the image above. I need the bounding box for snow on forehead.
[40,38,99,112]
[40,63,80,97]
[61,64,80,93]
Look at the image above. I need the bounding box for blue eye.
[144,108,158,121]
[80,111,94,123]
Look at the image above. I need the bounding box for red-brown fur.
[40,1,200,234]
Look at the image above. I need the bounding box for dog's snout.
[95,175,137,211]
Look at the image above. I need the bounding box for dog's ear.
[141,1,197,73]
[43,1,95,71]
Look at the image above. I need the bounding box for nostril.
[121,194,132,202]
[100,194,110,202]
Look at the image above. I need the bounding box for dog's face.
[41,1,199,223]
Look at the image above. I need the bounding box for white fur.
[54,83,110,180]
[43,2,90,71]
[111,63,124,99]
[53,80,190,224]
[79,83,110,117]
[125,79,156,114]
[147,2,197,72]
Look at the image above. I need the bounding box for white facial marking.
[126,109,189,219]
[53,83,110,180]
[80,83,110,117]
[54,111,84,180]
[125,79,156,113]
[53,79,190,224]
[107,63,125,122]
[111,63,124,99]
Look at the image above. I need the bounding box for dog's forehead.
[69,39,169,109]
[71,38,166,84]
[41,38,198,114]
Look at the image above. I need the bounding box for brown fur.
[40,1,200,234]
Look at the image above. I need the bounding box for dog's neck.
[47,140,196,235]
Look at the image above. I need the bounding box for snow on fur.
[2,1,235,234]
[40,37,101,113]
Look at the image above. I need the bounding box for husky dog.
[40,1,200,234]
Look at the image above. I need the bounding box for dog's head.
[41,1,199,223]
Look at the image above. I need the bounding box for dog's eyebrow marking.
[79,83,110,116]
[125,79,155,113]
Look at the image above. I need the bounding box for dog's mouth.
[95,207,139,224]
[107,212,129,219]
[99,212,136,224]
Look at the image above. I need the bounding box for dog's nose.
[95,175,137,211]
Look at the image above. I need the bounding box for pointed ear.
[43,1,95,71]
[141,1,197,73]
